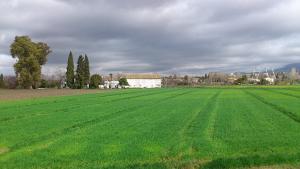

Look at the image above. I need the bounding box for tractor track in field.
[0,112,49,123]
[202,91,224,157]
[184,91,221,143]
[244,90,300,124]
[100,158,210,169]
[1,89,194,156]
[163,90,221,166]
[0,89,176,123]
[285,88,300,92]
[261,89,300,99]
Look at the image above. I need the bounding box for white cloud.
[0,54,15,75]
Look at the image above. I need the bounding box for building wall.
[127,79,161,88]
[104,80,119,88]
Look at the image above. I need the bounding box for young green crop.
[1,87,300,169]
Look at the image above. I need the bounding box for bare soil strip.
[0,147,9,154]
[0,89,109,101]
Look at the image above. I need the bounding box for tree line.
[0,35,103,89]
[65,51,102,89]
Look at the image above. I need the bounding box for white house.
[262,71,276,84]
[125,74,161,88]
[104,80,119,89]
[265,77,275,84]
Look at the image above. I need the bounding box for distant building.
[260,70,276,84]
[190,77,200,85]
[288,67,299,82]
[208,72,227,84]
[161,74,185,87]
[102,74,120,89]
[227,73,237,84]
[248,72,260,84]
[104,80,119,89]
[125,74,161,88]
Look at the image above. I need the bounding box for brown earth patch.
[0,89,111,101]
[248,164,300,169]
[0,147,9,154]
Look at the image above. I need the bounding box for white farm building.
[125,74,161,88]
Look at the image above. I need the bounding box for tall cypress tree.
[84,54,90,86]
[0,74,5,88]
[66,51,75,88]
[75,55,85,89]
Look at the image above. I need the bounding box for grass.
[1,87,300,168]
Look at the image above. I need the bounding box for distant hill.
[275,63,300,72]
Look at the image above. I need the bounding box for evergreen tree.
[0,74,5,88]
[84,54,90,86]
[75,55,85,89]
[66,51,75,88]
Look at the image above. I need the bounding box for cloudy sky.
[1,0,300,75]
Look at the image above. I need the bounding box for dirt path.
[0,89,110,101]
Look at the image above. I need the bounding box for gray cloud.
[1,0,300,75]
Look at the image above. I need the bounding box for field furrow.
[244,90,300,123]
[262,88,300,99]
[203,89,300,168]
[161,90,220,162]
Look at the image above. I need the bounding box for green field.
[1,87,300,169]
